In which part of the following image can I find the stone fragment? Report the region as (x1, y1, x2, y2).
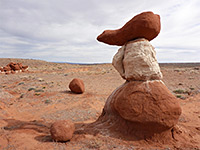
(97, 11, 160, 46)
(8, 62, 20, 71)
(69, 78, 85, 94)
(3, 66, 11, 72)
(50, 120, 75, 142)
(22, 65, 29, 70)
(11, 70, 15, 74)
(17, 63, 23, 69)
(112, 38, 162, 81)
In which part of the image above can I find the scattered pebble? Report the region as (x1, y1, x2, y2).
(38, 78, 44, 82)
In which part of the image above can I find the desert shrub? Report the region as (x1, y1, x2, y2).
(173, 89, 185, 94)
(176, 95, 182, 98)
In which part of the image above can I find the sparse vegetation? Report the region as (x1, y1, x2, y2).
(44, 99, 52, 104)
(189, 87, 195, 90)
(35, 93, 41, 96)
(34, 89, 44, 92)
(173, 89, 185, 94)
(176, 95, 182, 98)
(28, 87, 36, 91)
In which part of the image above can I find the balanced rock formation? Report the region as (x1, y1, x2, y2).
(69, 78, 85, 94)
(97, 11, 161, 46)
(84, 11, 182, 141)
(112, 38, 162, 81)
(50, 120, 75, 142)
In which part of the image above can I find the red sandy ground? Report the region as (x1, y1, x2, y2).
(0, 58, 200, 150)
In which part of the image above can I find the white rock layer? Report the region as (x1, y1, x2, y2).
(112, 38, 162, 81)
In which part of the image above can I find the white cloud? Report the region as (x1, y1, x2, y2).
(0, 0, 199, 63)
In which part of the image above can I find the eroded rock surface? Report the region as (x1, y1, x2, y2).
(50, 120, 75, 142)
(86, 80, 181, 140)
(114, 80, 181, 131)
(113, 38, 162, 81)
(0, 62, 28, 74)
(69, 78, 85, 94)
(97, 11, 160, 46)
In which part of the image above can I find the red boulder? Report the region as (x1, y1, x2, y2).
(97, 11, 161, 46)
(69, 78, 85, 94)
(50, 120, 75, 142)
(85, 80, 181, 139)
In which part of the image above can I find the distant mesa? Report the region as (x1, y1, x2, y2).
(0, 62, 29, 74)
(97, 11, 161, 46)
(69, 78, 85, 94)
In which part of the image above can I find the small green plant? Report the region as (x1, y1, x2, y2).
(173, 89, 185, 94)
(34, 89, 44, 92)
(28, 87, 35, 91)
(44, 99, 52, 104)
(35, 93, 40, 96)
(189, 87, 195, 90)
(176, 95, 182, 98)
(18, 82, 24, 85)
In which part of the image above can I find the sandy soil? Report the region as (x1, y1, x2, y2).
(0, 58, 200, 150)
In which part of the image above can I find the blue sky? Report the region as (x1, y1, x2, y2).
(0, 0, 200, 63)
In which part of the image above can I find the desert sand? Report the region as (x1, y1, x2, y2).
(0, 58, 200, 150)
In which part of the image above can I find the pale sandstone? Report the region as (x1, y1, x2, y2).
(112, 45, 125, 78)
(113, 38, 162, 81)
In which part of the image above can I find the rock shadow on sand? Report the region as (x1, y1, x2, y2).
(3, 119, 53, 142)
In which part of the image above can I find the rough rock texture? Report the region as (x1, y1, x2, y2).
(0, 62, 28, 74)
(97, 11, 160, 46)
(112, 38, 162, 81)
(9, 62, 21, 71)
(22, 65, 29, 70)
(3, 66, 11, 72)
(69, 78, 85, 94)
(112, 45, 126, 79)
(50, 120, 75, 142)
(86, 80, 181, 138)
(114, 80, 181, 130)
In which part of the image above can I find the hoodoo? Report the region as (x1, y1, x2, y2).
(85, 11, 181, 142)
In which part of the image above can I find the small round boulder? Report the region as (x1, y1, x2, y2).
(69, 78, 85, 94)
(50, 120, 75, 142)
